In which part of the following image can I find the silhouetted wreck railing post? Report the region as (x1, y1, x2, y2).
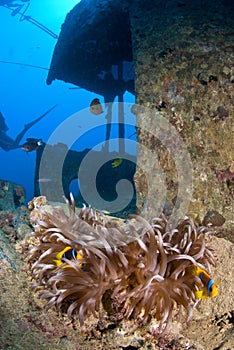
(103, 102, 112, 152)
(118, 62, 125, 154)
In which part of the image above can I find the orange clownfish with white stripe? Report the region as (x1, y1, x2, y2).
(54, 246, 83, 268)
(193, 266, 219, 299)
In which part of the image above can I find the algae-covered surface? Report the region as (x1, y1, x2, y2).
(131, 0, 234, 238)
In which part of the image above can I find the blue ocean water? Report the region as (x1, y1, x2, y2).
(0, 0, 135, 205)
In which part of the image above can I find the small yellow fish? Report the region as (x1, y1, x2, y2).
(102, 210, 110, 215)
(193, 266, 218, 299)
(112, 158, 123, 168)
(54, 246, 83, 268)
(90, 98, 103, 115)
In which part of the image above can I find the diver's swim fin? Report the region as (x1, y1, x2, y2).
(14, 105, 57, 146)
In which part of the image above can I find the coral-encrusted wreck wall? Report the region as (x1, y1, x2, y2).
(131, 0, 233, 234)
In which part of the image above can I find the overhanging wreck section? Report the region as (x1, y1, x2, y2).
(46, 0, 134, 102)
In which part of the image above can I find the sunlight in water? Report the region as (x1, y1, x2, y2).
(29, 0, 81, 29)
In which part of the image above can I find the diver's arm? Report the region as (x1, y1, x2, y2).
(0, 105, 56, 151)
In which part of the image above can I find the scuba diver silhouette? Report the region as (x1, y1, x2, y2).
(0, 1, 29, 5)
(0, 0, 29, 11)
(0, 0, 58, 38)
(0, 105, 56, 151)
(0, 0, 30, 24)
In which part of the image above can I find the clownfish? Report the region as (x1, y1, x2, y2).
(54, 246, 83, 268)
(193, 266, 219, 299)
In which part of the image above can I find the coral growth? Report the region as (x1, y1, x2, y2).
(0, 211, 14, 228)
(28, 196, 216, 333)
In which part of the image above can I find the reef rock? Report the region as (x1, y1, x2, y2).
(0, 180, 25, 210)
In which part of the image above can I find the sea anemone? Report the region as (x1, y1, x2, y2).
(28, 195, 216, 332)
